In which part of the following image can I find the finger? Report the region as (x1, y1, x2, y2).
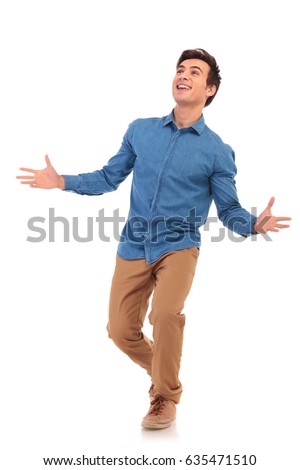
(266, 196, 275, 210)
(275, 224, 290, 229)
(19, 167, 37, 173)
(275, 217, 292, 221)
(16, 175, 36, 179)
(21, 180, 35, 184)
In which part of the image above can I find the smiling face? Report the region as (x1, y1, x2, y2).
(172, 58, 216, 108)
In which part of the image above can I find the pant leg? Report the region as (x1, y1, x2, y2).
(149, 247, 199, 403)
(107, 255, 155, 375)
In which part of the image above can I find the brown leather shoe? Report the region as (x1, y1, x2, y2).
(141, 395, 176, 429)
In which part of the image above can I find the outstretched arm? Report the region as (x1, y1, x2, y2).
(16, 155, 65, 189)
(254, 197, 291, 234)
(17, 121, 137, 196)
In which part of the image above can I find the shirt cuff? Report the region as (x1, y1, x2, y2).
(62, 175, 81, 192)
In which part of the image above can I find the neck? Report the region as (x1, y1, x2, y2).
(173, 104, 203, 129)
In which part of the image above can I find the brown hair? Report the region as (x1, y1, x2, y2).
(176, 48, 221, 107)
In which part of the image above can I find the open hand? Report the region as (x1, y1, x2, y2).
(254, 197, 291, 233)
(16, 155, 64, 189)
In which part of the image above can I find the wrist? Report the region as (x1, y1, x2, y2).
(57, 175, 65, 190)
(253, 220, 260, 234)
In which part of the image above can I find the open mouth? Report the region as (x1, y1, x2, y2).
(177, 84, 191, 90)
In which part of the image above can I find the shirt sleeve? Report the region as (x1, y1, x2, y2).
(63, 121, 137, 195)
(210, 146, 257, 237)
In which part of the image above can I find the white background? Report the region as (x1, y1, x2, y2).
(1, 1, 299, 469)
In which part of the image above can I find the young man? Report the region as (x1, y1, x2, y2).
(17, 48, 291, 430)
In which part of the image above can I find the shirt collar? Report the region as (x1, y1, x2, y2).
(163, 110, 205, 135)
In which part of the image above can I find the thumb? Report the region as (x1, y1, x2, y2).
(45, 154, 52, 168)
(266, 196, 275, 210)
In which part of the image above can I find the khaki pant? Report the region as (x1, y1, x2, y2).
(107, 247, 199, 403)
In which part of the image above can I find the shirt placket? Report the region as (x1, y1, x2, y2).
(144, 128, 183, 263)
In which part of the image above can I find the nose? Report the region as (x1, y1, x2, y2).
(178, 71, 188, 81)
(179, 73, 187, 80)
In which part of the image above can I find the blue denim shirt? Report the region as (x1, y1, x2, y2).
(64, 111, 257, 263)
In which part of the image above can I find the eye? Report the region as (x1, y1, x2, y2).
(176, 69, 183, 74)
(192, 70, 200, 75)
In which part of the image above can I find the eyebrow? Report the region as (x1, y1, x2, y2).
(177, 65, 203, 73)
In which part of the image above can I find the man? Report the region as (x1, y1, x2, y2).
(17, 48, 291, 430)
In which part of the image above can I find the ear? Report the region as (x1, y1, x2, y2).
(205, 84, 217, 98)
